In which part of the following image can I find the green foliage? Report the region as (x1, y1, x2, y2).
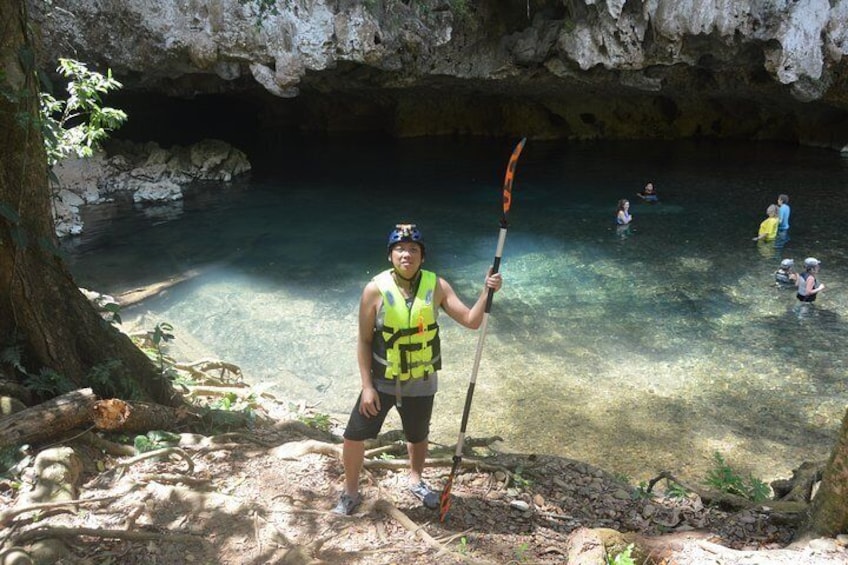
(705, 452, 770, 502)
(298, 412, 331, 432)
(511, 465, 533, 489)
(513, 541, 531, 563)
(632, 480, 653, 500)
(87, 359, 144, 400)
(101, 302, 122, 325)
(211, 391, 242, 411)
(39, 58, 127, 168)
(1, 343, 75, 397)
(666, 480, 690, 499)
(134, 430, 181, 453)
(606, 543, 636, 565)
(457, 536, 469, 554)
(1, 343, 28, 376)
(150, 322, 175, 374)
(24, 367, 74, 397)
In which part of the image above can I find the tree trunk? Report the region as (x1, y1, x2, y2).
(0, 0, 180, 408)
(798, 407, 848, 539)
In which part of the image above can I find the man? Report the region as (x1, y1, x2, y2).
(334, 223, 503, 515)
(777, 194, 791, 232)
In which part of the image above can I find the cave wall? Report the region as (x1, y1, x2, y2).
(28, 0, 848, 150)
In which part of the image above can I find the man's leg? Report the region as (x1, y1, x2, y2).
(407, 438, 428, 486)
(343, 438, 366, 495)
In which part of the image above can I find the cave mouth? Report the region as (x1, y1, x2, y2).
(105, 81, 848, 178)
(107, 88, 426, 176)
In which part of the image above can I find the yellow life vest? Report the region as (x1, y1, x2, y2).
(372, 269, 441, 381)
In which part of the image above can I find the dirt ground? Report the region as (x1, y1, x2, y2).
(3, 404, 848, 565)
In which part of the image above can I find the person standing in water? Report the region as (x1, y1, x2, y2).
(636, 182, 659, 203)
(615, 199, 632, 225)
(777, 194, 791, 232)
(753, 204, 779, 242)
(797, 257, 825, 302)
(774, 258, 798, 289)
(334, 223, 503, 515)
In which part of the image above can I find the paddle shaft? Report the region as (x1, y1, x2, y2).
(453, 225, 506, 457)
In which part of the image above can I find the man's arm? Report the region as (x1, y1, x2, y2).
(437, 270, 502, 329)
(357, 282, 381, 416)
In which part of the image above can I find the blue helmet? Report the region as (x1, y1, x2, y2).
(387, 223, 425, 252)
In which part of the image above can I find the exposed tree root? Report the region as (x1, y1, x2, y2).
(271, 439, 343, 460)
(12, 526, 204, 545)
(0, 495, 121, 528)
(173, 359, 243, 384)
(646, 470, 808, 515)
(112, 447, 194, 478)
(363, 456, 508, 475)
(373, 499, 442, 552)
(134, 473, 211, 486)
(374, 499, 497, 565)
(78, 430, 136, 456)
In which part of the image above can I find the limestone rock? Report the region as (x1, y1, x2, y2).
(51, 139, 251, 237)
(31, 0, 848, 103)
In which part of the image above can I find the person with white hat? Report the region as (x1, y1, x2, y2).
(774, 258, 798, 289)
(797, 257, 825, 302)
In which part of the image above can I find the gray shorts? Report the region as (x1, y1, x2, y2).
(342, 390, 434, 444)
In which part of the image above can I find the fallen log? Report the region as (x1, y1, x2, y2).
(91, 398, 194, 433)
(0, 388, 98, 447)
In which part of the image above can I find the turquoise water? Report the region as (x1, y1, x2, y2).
(64, 138, 848, 485)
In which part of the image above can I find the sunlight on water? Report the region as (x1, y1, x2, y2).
(65, 139, 848, 485)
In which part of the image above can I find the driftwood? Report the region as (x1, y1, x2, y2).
(91, 398, 194, 433)
(0, 388, 98, 447)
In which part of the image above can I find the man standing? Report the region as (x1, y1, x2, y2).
(778, 194, 791, 232)
(334, 223, 503, 515)
(776, 194, 791, 248)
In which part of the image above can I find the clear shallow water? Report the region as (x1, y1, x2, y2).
(64, 138, 848, 485)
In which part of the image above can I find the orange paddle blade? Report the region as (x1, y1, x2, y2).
(502, 137, 526, 218)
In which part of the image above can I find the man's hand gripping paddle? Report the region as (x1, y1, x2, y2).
(439, 137, 526, 522)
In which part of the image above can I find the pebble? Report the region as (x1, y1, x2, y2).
(809, 538, 838, 552)
(612, 489, 630, 500)
(510, 500, 530, 511)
